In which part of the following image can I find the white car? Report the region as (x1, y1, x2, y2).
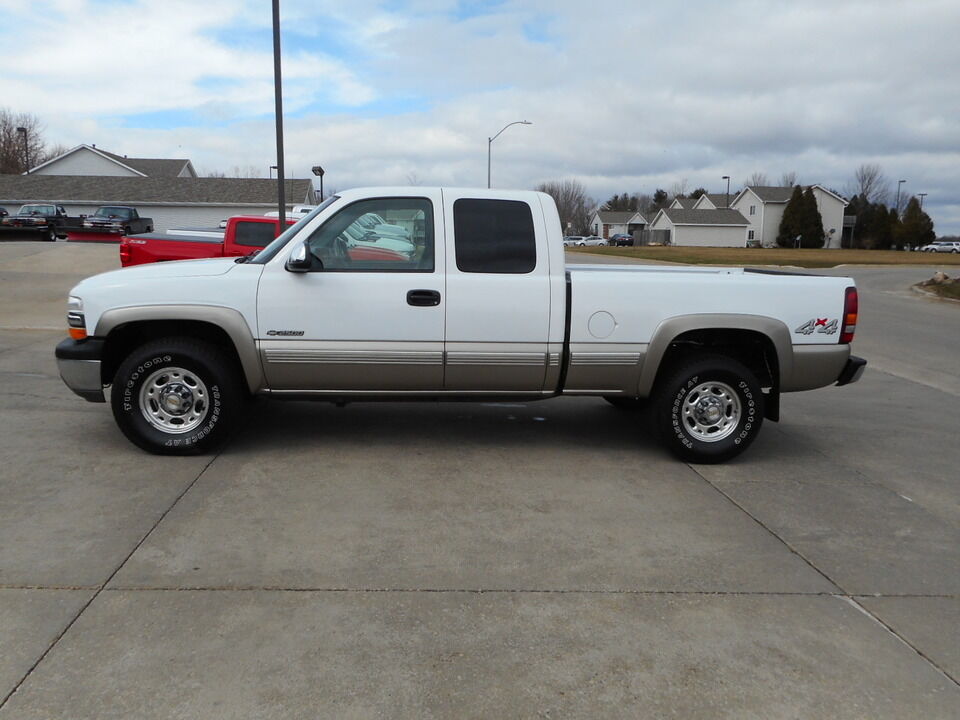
(920, 241, 960, 253)
(563, 236, 586, 247)
(55, 187, 866, 464)
(582, 236, 609, 247)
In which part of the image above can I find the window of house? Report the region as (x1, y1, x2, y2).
(748, 230, 755, 240)
(454, 198, 536, 274)
(749, 205, 756, 216)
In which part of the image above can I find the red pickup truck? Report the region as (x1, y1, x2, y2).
(120, 214, 409, 267)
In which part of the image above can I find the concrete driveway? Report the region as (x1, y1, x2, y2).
(0, 242, 957, 718)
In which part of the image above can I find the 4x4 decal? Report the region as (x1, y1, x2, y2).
(795, 318, 838, 335)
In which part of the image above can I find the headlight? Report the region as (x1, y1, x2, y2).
(67, 296, 86, 339)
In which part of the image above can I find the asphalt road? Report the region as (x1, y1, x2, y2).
(0, 242, 957, 718)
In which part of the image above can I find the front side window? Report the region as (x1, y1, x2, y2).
(306, 197, 433, 272)
(453, 198, 536, 274)
(234, 221, 278, 248)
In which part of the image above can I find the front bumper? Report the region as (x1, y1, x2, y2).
(835, 355, 867, 386)
(55, 337, 106, 402)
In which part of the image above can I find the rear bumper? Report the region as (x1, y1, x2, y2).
(835, 355, 867, 386)
(55, 337, 106, 402)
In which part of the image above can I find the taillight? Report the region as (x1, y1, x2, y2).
(119, 239, 131, 265)
(840, 286, 858, 343)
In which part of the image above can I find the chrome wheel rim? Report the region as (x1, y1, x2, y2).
(681, 380, 741, 443)
(139, 366, 209, 434)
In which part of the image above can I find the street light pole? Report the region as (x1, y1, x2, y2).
(269, 165, 277, 179)
(918, 192, 927, 210)
(271, 0, 286, 227)
(487, 120, 531, 188)
(722, 175, 730, 208)
(312, 166, 325, 203)
(895, 179, 906, 217)
(16, 127, 29, 174)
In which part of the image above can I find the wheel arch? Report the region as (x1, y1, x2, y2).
(96, 305, 264, 393)
(637, 314, 792, 398)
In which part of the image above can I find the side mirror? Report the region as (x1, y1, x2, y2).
(285, 239, 316, 273)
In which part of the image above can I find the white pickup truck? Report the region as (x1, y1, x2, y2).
(55, 187, 865, 463)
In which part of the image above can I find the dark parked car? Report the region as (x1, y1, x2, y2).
(0, 203, 72, 241)
(0, 207, 8, 218)
(611, 233, 634, 246)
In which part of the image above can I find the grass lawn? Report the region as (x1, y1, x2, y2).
(568, 246, 960, 269)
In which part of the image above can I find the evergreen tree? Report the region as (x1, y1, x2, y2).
(689, 187, 707, 199)
(776, 185, 804, 247)
(895, 197, 935, 249)
(800, 187, 825, 248)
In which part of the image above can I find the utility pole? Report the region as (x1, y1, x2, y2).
(895, 179, 906, 217)
(918, 192, 927, 210)
(271, 0, 286, 227)
(722, 175, 730, 208)
(16, 127, 29, 174)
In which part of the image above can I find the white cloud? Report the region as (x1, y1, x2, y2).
(2, 0, 959, 232)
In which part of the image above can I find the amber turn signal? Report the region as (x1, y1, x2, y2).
(69, 327, 87, 340)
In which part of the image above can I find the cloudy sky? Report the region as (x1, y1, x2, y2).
(2, 0, 958, 232)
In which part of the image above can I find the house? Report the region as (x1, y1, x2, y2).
(28, 144, 198, 178)
(590, 209, 646, 239)
(692, 192, 735, 209)
(669, 197, 696, 209)
(649, 207, 749, 247)
(0, 174, 314, 232)
(730, 185, 848, 248)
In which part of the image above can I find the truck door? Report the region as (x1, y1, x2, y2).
(256, 192, 445, 391)
(442, 193, 552, 392)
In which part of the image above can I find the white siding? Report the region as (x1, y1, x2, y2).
(53, 203, 296, 233)
(32, 148, 139, 176)
(813, 189, 846, 249)
(693, 195, 715, 209)
(672, 224, 747, 247)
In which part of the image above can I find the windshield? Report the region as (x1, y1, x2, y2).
(251, 196, 340, 264)
(19, 205, 54, 216)
(95, 207, 132, 219)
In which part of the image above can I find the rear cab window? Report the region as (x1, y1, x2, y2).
(453, 198, 536, 273)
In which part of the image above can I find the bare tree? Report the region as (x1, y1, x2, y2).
(0, 108, 56, 173)
(535, 179, 593, 235)
(668, 179, 689, 199)
(848, 163, 890, 205)
(203, 169, 227, 178)
(743, 172, 769, 187)
(406, 172, 421, 186)
(779, 171, 798, 187)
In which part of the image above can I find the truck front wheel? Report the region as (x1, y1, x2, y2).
(653, 354, 764, 464)
(44, 226, 57, 241)
(111, 337, 243, 455)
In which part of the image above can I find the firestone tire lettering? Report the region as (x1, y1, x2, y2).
(111, 339, 241, 456)
(654, 354, 764, 464)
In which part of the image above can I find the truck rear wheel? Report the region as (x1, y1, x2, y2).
(653, 354, 764, 464)
(111, 337, 243, 455)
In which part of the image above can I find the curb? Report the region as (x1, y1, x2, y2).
(911, 283, 960, 304)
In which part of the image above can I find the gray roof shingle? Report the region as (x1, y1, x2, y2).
(660, 208, 749, 225)
(596, 209, 640, 223)
(99, 149, 192, 177)
(703, 193, 734, 207)
(0, 175, 314, 206)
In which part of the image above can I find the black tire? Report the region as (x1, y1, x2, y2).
(653, 354, 764, 464)
(44, 226, 57, 242)
(111, 337, 244, 455)
(604, 395, 647, 411)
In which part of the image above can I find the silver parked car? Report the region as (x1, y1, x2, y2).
(921, 240, 960, 253)
(582, 236, 609, 247)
